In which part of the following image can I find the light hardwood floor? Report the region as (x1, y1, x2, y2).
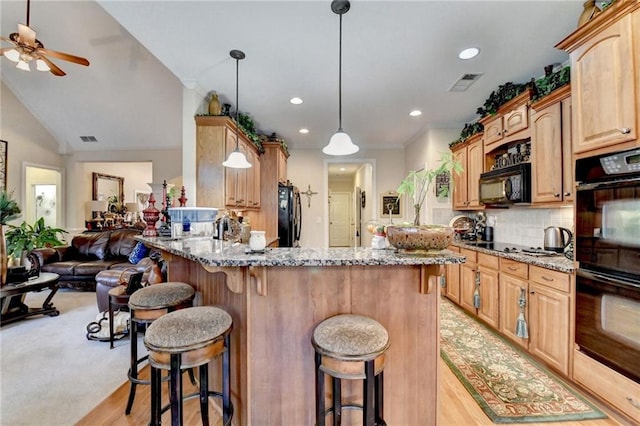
(78, 357, 624, 426)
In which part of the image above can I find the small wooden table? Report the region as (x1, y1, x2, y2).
(107, 285, 131, 349)
(0, 272, 61, 325)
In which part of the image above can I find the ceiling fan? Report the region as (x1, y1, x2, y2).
(0, 0, 89, 76)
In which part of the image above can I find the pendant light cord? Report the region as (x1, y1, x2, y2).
(338, 13, 343, 131)
(235, 56, 240, 151)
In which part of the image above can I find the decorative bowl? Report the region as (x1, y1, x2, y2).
(385, 225, 454, 251)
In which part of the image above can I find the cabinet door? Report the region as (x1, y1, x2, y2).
(452, 147, 468, 210)
(277, 149, 288, 184)
(571, 13, 637, 154)
(483, 115, 504, 150)
(531, 102, 563, 203)
(252, 151, 261, 208)
(445, 247, 461, 304)
(499, 273, 529, 349)
(561, 97, 574, 202)
(503, 103, 529, 139)
(460, 262, 477, 314)
(225, 131, 239, 206)
(529, 282, 570, 375)
(477, 265, 499, 329)
(245, 149, 256, 208)
(467, 139, 483, 208)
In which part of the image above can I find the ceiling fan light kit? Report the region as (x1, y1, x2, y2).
(1, 0, 90, 76)
(223, 49, 252, 169)
(323, 0, 359, 156)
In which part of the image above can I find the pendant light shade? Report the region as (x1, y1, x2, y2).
(323, 0, 359, 156)
(223, 49, 252, 169)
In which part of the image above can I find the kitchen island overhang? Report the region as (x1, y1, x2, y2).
(137, 236, 465, 426)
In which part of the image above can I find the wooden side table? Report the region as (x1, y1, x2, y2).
(108, 286, 131, 349)
(0, 272, 61, 326)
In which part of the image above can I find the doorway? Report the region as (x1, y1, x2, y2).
(324, 159, 375, 248)
(23, 164, 64, 228)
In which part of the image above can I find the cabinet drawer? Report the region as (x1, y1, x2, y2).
(574, 349, 640, 423)
(500, 258, 528, 279)
(460, 248, 477, 264)
(530, 266, 570, 293)
(478, 253, 499, 270)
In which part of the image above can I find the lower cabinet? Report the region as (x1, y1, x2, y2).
(444, 246, 461, 304)
(446, 248, 573, 377)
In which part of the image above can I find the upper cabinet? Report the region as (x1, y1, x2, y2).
(195, 116, 261, 210)
(556, 1, 640, 158)
(530, 85, 573, 204)
(481, 91, 531, 154)
(452, 134, 483, 210)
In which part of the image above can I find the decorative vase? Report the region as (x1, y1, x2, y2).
(249, 230, 266, 251)
(577, 0, 599, 27)
(0, 225, 7, 287)
(208, 94, 222, 115)
(386, 225, 454, 252)
(142, 193, 161, 237)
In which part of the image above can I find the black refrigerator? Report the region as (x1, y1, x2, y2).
(278, 183, 301, 247)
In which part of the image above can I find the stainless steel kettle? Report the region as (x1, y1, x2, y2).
(543, 226, 573, 253)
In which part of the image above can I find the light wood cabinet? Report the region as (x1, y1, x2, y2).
(481, 91, 531, 154)
(556, 2, 640, 158)
(477, 253, 499, 329)
(459, 248, 478, 314)
(530, 85, 572, 204)
(452, 134, 483, 210)
(499, 258, 529, 349)
(561, 96, 574, 202)
(196, 116, 261, 210)
(444, 246, 461, 304)
(528, 266, 571, 375)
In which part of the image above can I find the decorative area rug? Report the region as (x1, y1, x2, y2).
(440, 298, 607, 423)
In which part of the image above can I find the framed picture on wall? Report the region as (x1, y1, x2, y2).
(380, 192, 401, 218)
(0, 140, 7, 191)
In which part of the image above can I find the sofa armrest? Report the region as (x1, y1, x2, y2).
(31, 247, 62, 265)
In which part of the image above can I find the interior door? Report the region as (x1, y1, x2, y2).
(329, 192, 352, 247)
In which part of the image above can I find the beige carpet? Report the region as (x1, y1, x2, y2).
(0, 288, 143, 426)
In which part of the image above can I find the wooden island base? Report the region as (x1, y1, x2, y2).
(164, 253, 442, 426)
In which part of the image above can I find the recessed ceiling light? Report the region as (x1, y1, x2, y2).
(409, 110, 422, 117)
(458, 47, 480, 60)
(299, 128, 309, 134)
(290, 97, 303, 105)
(340, 167, 346, 171)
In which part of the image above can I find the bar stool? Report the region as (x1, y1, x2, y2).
(144, 306, 234, 426)
(312, 314, 390, 426)
(126, 282, 196, 415)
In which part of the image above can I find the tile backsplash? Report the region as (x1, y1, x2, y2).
(446, 207, 574, 248)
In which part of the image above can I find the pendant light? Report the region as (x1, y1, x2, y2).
(323, 0, 359, 156)
(223, 49, 252, 169)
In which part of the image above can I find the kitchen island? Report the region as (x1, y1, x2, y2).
(138, 236, 465, 425)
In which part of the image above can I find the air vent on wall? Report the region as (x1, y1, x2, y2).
(80, 136, 98, 142)
(449, 73, 483, 92)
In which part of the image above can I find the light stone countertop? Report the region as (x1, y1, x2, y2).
(137, 236, 466, 268)
(452, 241, 576, 273)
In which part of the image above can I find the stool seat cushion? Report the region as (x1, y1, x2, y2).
(312, 314, 389, 361)
(145, 306, 233, 353)
(129, 282, 195, 310)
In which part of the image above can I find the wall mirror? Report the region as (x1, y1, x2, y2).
(93, 172, 124, 203)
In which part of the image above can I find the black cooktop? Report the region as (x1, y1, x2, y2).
(462, 241, 561, 256)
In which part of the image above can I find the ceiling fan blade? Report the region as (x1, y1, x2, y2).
(39, 48, 89, 66)
(0, 47, 16, 55)
(17, 23, 36, 47)
(38, 55, 66, 77)
(1, 36, 16, 44)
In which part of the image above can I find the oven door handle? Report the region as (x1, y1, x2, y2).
(577, 269, 640, 290)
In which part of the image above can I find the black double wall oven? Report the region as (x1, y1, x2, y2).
(575, 147, 640, 384)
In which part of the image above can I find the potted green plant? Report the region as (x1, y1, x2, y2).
(386, 153, 463, 251)
(1, 190, 22, 284)
(6, 217, 67, 263)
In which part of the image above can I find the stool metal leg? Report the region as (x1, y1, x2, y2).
(170, 354, 183, 426)
(332, 377, 341, 426)
(223, 334, 232, 426)
(199, 364, 209, 426)
(125, 319, 139, 415)
(315, 352, 325, 426)
(363, 360, 375, 426)
(149, 365, 162, 426)
(376, 371, 385, 426)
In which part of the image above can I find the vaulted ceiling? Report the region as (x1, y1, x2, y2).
(1, 1, 583, 155)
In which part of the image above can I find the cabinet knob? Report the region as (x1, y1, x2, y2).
(626, 396, 640, 409)
(620, 127, 631, 134)
(503, 129, 508, 134)
(530, 291, 535, 295)
(497, 132, 502, 136)
(554, 193, 560, 198)
(564, 192, 571, 197)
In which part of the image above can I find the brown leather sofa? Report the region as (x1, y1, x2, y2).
(31, 229, 152, 293)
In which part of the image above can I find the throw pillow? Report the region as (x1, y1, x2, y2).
(128, 242, 149, 264)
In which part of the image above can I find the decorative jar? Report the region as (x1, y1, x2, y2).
(249, 231, 266, 252)
(385, 225, 454, 252)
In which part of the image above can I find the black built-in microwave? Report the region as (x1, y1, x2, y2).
(479, 163, 531, 206)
